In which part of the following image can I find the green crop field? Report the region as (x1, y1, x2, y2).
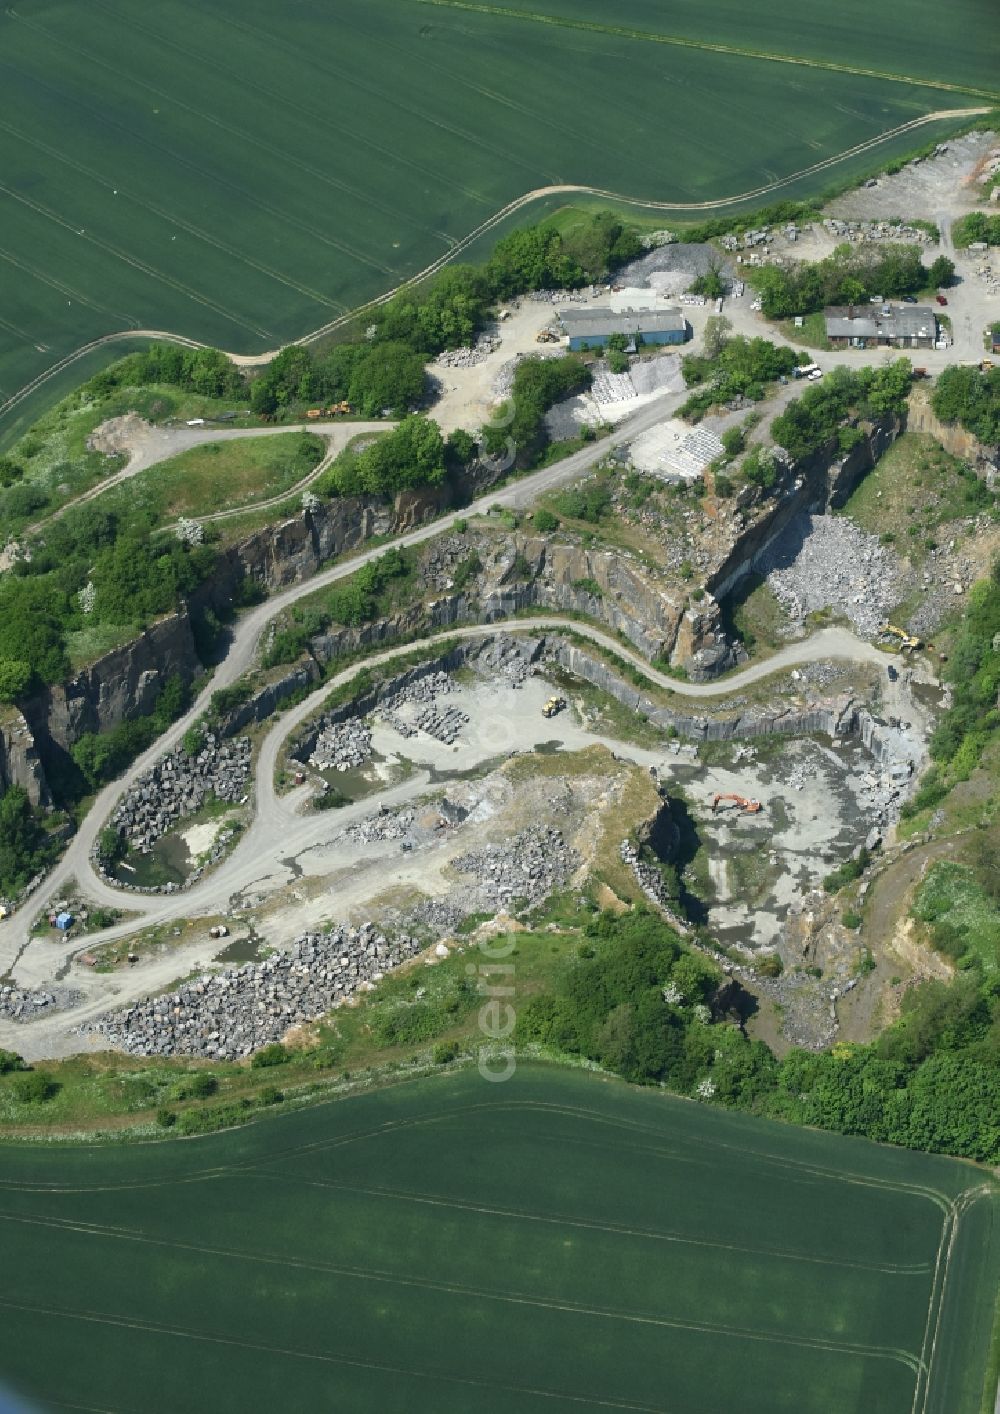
(1, 0, 997, 443)
(0, 1066, 996, 1413)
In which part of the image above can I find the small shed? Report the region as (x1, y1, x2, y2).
(55, 911, 74, 931)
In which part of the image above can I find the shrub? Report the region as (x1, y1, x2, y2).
(155, 1107, 177, 1128)
(251, 1043, 289, 1069)
(841, 910, 863, 931)
(12, 1071, 58, 1104)
(0, 1049, 27, 1075)
(823, 850, 870, 893)
(532, 508, 559, 532)
(433, 1040, 460, 1064)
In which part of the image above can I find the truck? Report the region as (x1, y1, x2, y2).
(542, 696, 567, 718)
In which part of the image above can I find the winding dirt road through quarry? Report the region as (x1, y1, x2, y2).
(1, 615, 896, 1058)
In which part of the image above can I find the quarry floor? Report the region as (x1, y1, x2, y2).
(5, 662, 942, 1061)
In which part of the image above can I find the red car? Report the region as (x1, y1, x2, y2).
(935, 294, 948, 306)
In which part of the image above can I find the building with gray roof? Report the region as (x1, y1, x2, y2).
(823, 304, 937, 349)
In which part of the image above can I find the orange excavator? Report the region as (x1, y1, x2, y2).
(711, 793, 762, 815)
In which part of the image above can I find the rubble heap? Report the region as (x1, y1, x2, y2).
(108, 736, 251, 854)
(760, 513, 907, 638)
(85, 925, 424, 1058)
(436, 332, 501, 368)
(1, 984, 84, 1023)
(381, 672, 468, 743)
(310, 720, 372, 773)
(345, 807, 415, 846)
(452, 826, 578, 907)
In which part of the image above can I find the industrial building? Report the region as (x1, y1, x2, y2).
(558, 305, 688, 352)
(823, 304, 937, 349)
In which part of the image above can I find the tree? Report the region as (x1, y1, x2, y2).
(702, 315, 732, 359)
(0, 658, 31, 703)
(0, 1049, 27, 1074)
(0, 456, 23, 487)
(928, 255, 955, 290)
(347, 342, 426, 417)
(691, 265, 725, 301)
(0, 787, 57, 897)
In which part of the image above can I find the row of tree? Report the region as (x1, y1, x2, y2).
(770, 361, 914, 461)
(751, 244, 952, 320)
(88, 213, 644, 425)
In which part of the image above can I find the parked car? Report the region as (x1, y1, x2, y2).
(935, 294, 948, 306)
(902, 295, 917, 304)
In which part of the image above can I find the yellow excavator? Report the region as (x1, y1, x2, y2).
(542, 696, 567, 718)
(881, 623, 923, 653)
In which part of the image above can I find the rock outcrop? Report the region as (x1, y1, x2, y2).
(0, 709, 51, 808)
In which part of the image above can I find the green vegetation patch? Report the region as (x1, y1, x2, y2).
(113, 431, 324, 525)
(840, 433, 996, 563)
(913, 860, 1000, 973)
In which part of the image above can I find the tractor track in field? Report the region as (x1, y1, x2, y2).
(414, 2, 1000, 105)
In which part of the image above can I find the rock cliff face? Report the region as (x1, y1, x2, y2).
(709, 412, 903, 604)
(477, 534, 687, 662)
(21, 612, 202, 770)
(16, 485, 462, 795)
(906, 389, 998, 469)
(0, 711, 51, 808)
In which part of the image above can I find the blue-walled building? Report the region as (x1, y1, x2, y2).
(559, 305, 688, 352)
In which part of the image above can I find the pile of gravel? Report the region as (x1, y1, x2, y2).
(452, 826, 578, 908)
(108, 736, 251, 854)
(759, 513, 907, 637)
(345, 807, 415, 846)
(84, 925, 424, 1059)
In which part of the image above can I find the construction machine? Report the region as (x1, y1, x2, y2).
(710, 793, 762, 814)
(882, 623, 923, 653)
(542, 695, 567, 718)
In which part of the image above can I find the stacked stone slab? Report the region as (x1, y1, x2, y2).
(84, 925, 423, 1059)
(452, 827, 578, 908)
(108, 736, 251, 854)
(310, 720, 372, 772)
(409, 703, 469, 745)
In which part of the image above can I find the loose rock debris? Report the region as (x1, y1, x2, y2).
(1, 984, 84, 1023)
(760, 512, 907, 638)
(452, 826, 578, 908)
(85, 926, 424, 1058)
